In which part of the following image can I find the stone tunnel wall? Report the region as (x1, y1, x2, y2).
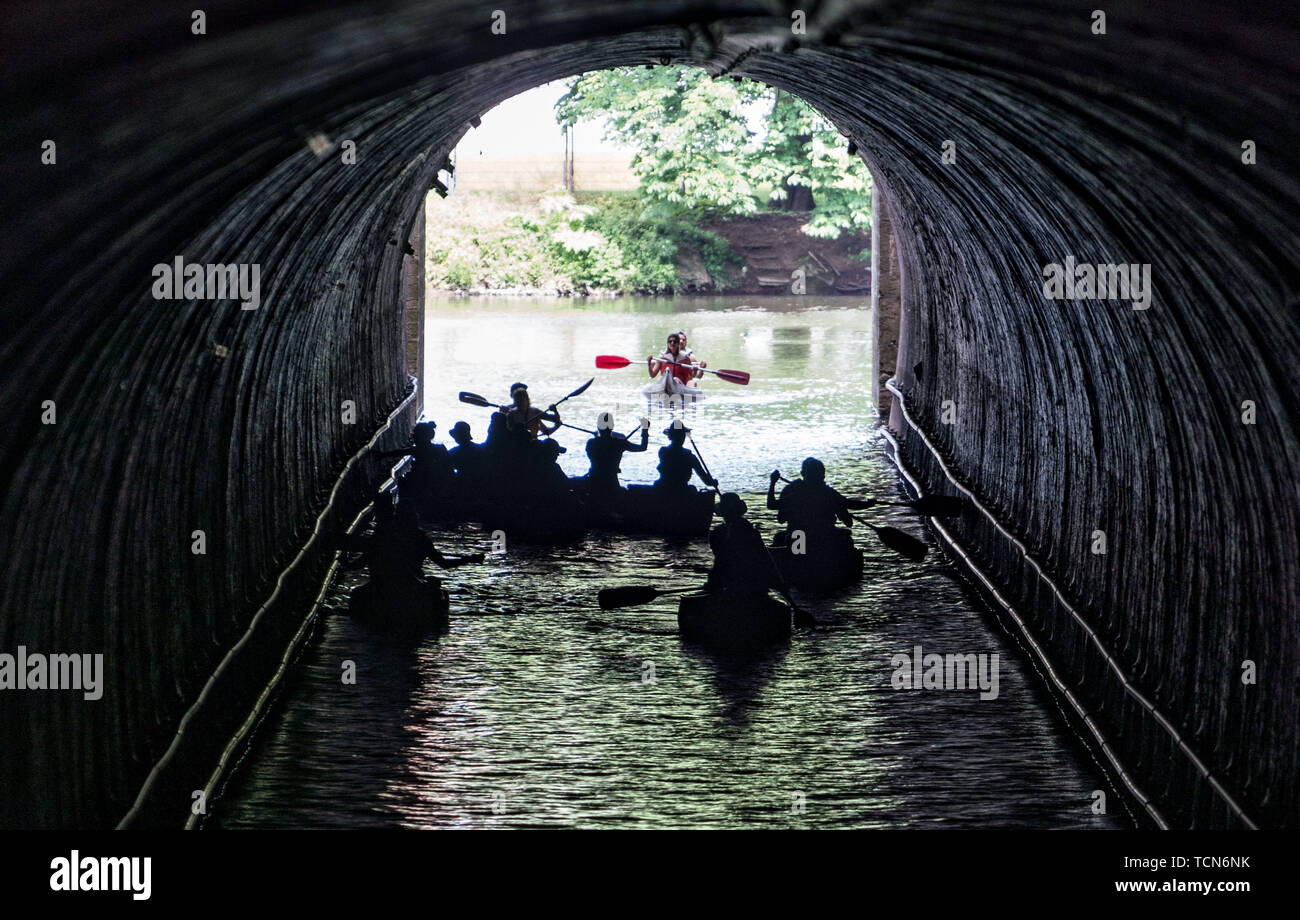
(0, 1, 1296, 827)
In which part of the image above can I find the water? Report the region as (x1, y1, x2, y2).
(211, 295, 1125, 829)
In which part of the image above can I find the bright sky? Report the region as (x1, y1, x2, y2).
(455, 80, 622, 156)
(456, 74, 776, 159)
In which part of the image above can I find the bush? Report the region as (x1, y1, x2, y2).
(426, 190, 741, 295)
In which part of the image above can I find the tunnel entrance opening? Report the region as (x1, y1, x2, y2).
(415, 66, 889, 421)
(4, 1, 1293, 832)
(409, 67, 887, 519)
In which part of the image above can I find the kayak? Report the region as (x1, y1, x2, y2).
(432, 482, 715, 542)
(585, 484, 715, 538)
(349, 577, 450, 633)
(769, 529, 864, 592)
(477, 497, 587, 544)
(642, 374, 706, 402)
(678, 591, 792, 651)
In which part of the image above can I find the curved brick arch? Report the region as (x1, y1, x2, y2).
(0, 1, 1295, 827)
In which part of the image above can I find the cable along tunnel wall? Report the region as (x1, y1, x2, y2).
(0, 1, 1296, 827)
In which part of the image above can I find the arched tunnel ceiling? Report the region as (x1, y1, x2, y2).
(0, 1, 1297, 827)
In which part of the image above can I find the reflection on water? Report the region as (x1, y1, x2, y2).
(212, 295, 1125, 829)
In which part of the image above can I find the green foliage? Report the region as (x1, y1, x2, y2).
(425, 191, 739, 294)
(556, 67, 872, 238)
(752, 91, 873, 238)
(556, 68, 766, 218)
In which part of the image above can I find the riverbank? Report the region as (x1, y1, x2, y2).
(425, 190, 871, 297)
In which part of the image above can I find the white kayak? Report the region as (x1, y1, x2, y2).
(642, 374, 707, 402)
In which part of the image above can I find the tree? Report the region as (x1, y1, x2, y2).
(555, 67, 871, 238)
(556, 67, 765, 218)
(751, 91, 873, 238)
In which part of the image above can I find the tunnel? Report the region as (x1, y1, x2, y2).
(1, 1, 1296, 829)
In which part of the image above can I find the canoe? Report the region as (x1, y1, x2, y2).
(584, 484, 715, 538)
(642, 374, 706, 402)
(677, 591, 791, 651)
(437, 482, 714, 541)
(418, 482, 588, 543)
(769, 529, 864, 592)
(349, 577, 450, 633)
(477, 497, 588, 544)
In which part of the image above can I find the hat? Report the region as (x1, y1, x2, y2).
(717, 493, 747, 517)
(597, 411, 614, 431)
(449, 421, 472, 438)
(662, 419, 691, 435)
(509, 382, 528, 394)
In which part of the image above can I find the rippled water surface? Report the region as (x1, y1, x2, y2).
(213, 295, 1124, 829)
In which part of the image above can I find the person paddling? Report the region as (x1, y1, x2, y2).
(447, 421, 486, 490)
(675, 330, 707, 380)
(584, 411, 649, 498)
(383, 421, 453, 516)
(767, 457, 854, 548)
(653, 419, 716, 492)
(336, 494, 482, 629)
(381, 420, 448, 467)
(647, 333, 701, 389)
(343, 493, 481, 587)
(705, 493, 780, 597)
(534, 437, 571, 496)
(505, 382, 562, 440)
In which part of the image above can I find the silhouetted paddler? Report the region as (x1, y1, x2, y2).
(533, 437, 571, 496)
(383, 421, 454, 516)
(768, 457, 853, 544)
(653, 420, 716, 492)
(447, 420, 486, 489)
(505, 382, 561, 440)
(342, 494, 480, 588)
(705, 493, 779, 597)
(584, 412, 648, 496)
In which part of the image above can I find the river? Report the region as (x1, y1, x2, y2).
(211, 294, 1126, 829)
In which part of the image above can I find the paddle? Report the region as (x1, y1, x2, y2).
(596, 354, 751, 386)
(437, 552, 486, 568)
(560, 422, 648, 439)
(776, 475, 962, 517)
(845, 495, 964, 517)
(552, 377, 594, 408)
(458, 390, 596, 437)
(458, 391, 501, 410)
(864, 525, 927, 562)
(691, 436, 816, 628)
(599, 585, 698, 610)
(459, 379, 592, 413)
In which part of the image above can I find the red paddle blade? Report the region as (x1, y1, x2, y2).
(715, 368, 750, 385)
(595, 355, 632, 369)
